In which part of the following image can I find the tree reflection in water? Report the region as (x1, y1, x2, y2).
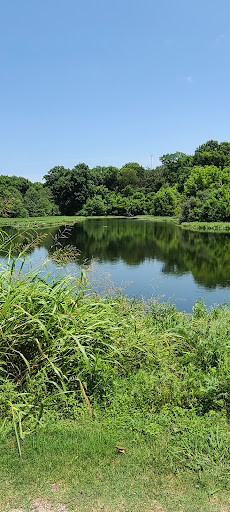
(1, 218, 230, 290)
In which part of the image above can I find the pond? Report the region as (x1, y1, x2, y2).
(1, 217, 230, 312)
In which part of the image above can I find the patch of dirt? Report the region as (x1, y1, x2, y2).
(8, 509, 25, 512)
(50, 483, 61, 493)
(31, 499, 67, 512)
(9, 499, 68, 512)
(147, 500, 166, 512)
(210, 495, 230, 512)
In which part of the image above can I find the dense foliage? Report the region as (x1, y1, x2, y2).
(0, 234, 230, 505)
(1, 139, 230, 221)
(0, 176, 59, 218)
(1, 253, 230, 490)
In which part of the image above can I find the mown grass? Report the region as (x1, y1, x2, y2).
(1, 413, 230, 512)
(0, 239, 230, 510)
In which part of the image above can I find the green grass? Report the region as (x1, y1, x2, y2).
(180, 221, 230, 232)
(0, 233, 230, 510)
(137, 216, 230, 232)
(136, 215, 179, 223)
(2, 215, 230, 234)
(1, 413, 230, 512)
(0, 214, 145, 228)
(0, 215, 86, 228)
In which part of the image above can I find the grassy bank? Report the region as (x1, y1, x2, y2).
(0, 253, 230, 511)
(0, 215, 86, 228)
(0, 214, 177, 228)
(137, 216, 230, 232)
(180, 221, 230, 232)
(2, 215, 230, 234)
(135, 215, 179, 223)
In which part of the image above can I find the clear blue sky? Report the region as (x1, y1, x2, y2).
(1, 0, 230, 182)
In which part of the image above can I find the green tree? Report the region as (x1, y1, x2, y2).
(44, 164, 95, 215)
(128, 191, 147, 215)
(118, 167, 138, 191)
(24, 184, 59, 217)
(159, 152, 193, 189)
(90, 166, 104, 187)
(120, 162, 146, 187)
(80, 195, 107, 216)
(0, 184, 28, 217)
(200, 188, 230, 221)
(180, 196, 203, 222)
(152, 187, 181, 216)
(103, 166, 119, 190)
(43, 166, 66, 190)
(145, 166, 165, 193)
(0, 195, 28, 218)
(184, 166, 230, 197)
(181, 188, 230, 222)
(193, 140, 226, 168)
(0, 175, 30, 195)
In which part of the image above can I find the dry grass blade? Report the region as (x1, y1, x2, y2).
(76, 377, 93, 417)
(36, 338, 47, 359)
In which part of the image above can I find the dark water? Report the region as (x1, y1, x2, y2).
(1, 218, 230, 312)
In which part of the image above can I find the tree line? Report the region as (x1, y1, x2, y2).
(1, 139, 230, 221)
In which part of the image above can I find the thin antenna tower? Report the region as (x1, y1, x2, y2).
(150, 153, 153, 170)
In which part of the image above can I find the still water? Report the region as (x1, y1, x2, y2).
(1, 218, 230, 312)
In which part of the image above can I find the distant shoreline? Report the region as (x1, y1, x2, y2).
(1, 214, 230, 233)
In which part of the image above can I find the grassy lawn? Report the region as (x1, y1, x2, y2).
(1, 415, 230, 512)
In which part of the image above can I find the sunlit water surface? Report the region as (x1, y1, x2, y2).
(1, 218, 230, 312)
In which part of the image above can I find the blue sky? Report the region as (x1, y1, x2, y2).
(1, 0, 230, 182)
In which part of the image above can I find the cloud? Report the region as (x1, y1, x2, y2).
(185, 76, 193, 83)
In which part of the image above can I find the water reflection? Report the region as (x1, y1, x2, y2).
(1, 218, 230, 292)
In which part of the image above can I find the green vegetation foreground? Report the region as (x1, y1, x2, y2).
(0, 254, 230, 511)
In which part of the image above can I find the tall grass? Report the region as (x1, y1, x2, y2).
(0, 227, 229, 488)
(0, 258, 230, 451)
